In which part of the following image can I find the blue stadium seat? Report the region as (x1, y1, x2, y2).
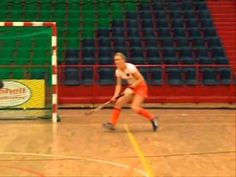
(112, 20, 125, 28)
(146, 48, 161, 64)
(158, 28, 172, 39)
(173, 28, 187, 39)
(65, 48, 80, 58)
(188, 28, 202, 39)
(99, 68, 115, 85)
(202, 68, 219, 85)
(139, 11, 153, 19)
(81, 67, 93, 85)
(139, 67, 149, 81)
(145, 38, 158, 48)
(198, 10, 211, 19)
(196, 49, 212, 64)
(201, 19, 214, 28)
(186, 19, 200, 28)
(141, 19, 154, 29)
(154, 11, 167, 20)
(98, 38, 112, 48)
(126, 12, 138, 20)
(167, 67, 183, 85)
(130, 48, 145, 64)
(82, 48, 96, 65)
(155, 19, 169, 28)
(142, 28, 156, 38)
(63, 67, 80, 86)
(203, 28, 217, 38)
(82, 39, 95, 49)
(29, 68, 49, 80)
(111, 28, 125, 38)
(129, 38, 143, 48)
(127, 28, 140, 38)
(184, 67, 197, 85)
(161, 38, 175, 48)
(167, 3, 180, 10)
(218, 68, 232, 85)
(192, 38, 206, 49)
(169, 11, 183, 19)
(211, 48, 229, 64)
(98, 49, 113, 65)
(149, 68, 163, 85)
(65, 57, 80, 65)
(65, 49, 80, 65)
(179, 49, 195, 64)
(176, 38, 190, 49)
(162, 48, 178, 64)
(153, 3, 164, 11)
(194, 2, 208, 10)
(183, 11, 196, 19)
(97, 28, 110, 38)
(180, 2, 193, 10)
(113, 38, 127, 47)
(127, 19, 139, 28)
(207, 38, 222, 48)
(171, 19, 185, 28)
(139, 4, 151, 11)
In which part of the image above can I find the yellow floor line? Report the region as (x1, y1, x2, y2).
(123, 124, 155, 177)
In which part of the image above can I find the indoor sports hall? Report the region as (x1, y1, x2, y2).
(0, 0, 235, 177)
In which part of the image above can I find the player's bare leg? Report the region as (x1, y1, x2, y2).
(103, 92, 133, 131)
(131, 94, 159, 132)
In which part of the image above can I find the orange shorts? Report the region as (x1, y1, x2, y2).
(132, 82, 148, 98)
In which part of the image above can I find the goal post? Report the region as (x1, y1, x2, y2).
(0, 22, 58, 123)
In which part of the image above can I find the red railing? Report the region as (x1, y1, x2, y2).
(58, 64, 236, 104)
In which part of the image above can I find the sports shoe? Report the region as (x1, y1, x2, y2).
(103, 122, 115, 131)
(151, 117, 159, 132)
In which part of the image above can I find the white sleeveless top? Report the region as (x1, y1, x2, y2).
(115, 63, 138, 85)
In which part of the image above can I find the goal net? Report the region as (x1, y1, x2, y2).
(0, 22, 58, 122)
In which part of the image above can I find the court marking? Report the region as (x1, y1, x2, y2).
(113, 150, 235, 159)
(0, 165, 46, 177)
(121, 161, 140, 177)
(0, 151, 148, 177)
(123, 124, 155, 177)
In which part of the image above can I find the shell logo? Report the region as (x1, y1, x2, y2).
(0, 81, 31, 108)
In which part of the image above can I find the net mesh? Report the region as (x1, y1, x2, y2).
(0, 27, 52, 120)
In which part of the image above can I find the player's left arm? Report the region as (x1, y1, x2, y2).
(130, 71, 145, 89)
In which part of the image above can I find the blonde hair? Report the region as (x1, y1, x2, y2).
(114, 52, 127, 61)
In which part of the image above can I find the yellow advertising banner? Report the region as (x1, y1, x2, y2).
(0, 80, 45, 108)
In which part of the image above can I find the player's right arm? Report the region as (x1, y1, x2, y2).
(111, 76, 122, 102)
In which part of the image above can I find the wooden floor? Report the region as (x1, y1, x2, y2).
(0, 108, 235, 177)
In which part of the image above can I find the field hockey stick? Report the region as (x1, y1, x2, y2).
(84, 93, 124, 116)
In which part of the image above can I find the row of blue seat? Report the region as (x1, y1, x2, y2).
(62, 67, 233, 86)
(149, 1, 208, 9)
(116, 28, 215, 38)
(110, 19, 214, 29)
(125, 10, 211, 20)
(81, 37, 221, 48)
(64, 47, 228, 65)
(96, 28, 218, 39)
(3, 1, 208, 12)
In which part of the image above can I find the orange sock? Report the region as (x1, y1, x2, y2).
(137, 108, 154, 120)
(111, 108, 121, 125)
